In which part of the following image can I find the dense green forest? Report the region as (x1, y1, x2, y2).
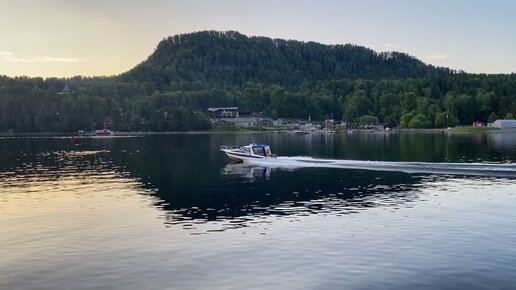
(1, 30, 515, 132)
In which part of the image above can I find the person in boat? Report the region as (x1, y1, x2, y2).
(253, 146, 264, 156)
(252, 145, 272, 157)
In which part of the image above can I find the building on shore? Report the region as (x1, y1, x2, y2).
(212, 119, 235, 127)
(206, 107, 239, 118)
(325, 119, 335, 129)
(472, 121, 485, 128)
(257, 119, 273, 127)
(492, 119, 516, 128)
(211, 117, 274, 128)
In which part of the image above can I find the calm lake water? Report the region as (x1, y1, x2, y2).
(1, 131, 516, 290)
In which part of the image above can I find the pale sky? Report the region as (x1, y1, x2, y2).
(1, 0, 515, 77)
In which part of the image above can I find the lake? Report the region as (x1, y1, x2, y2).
(1, 131, 516, 290)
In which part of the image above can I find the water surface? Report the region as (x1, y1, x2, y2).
(1, 131, 516, 289)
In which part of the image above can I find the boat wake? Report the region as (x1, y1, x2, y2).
(242, 156, 516, 178)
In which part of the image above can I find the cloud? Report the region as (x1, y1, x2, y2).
(0, 51, 87, 63)
(425, 54, 450, 60)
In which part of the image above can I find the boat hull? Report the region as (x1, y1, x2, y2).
(221, 149, 271, 163)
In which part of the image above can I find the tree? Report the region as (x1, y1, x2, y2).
(383, 115, 398, 128)
(408, 114, 431, 128)
(434, 111, 456, 128)
(399, 112, 415, 128)
(454, 94, 475, 124)
(401, 93, 417, 113)
(358, 115, 379, 125)
(443, 92, 457, 115)
(488, 112, 499, 123)
(342, 90, 372, 122)
(475, 91, 493, 121)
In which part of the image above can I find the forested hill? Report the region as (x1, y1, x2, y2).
(1, 31, 515, 133)
(121, 30, 452, 89)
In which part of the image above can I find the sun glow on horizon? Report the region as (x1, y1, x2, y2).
(1, 0, 515, 77)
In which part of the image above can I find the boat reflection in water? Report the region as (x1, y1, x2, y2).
(221, 162, 272, 181)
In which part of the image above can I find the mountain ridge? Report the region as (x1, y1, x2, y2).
(120, 30, 454, 90)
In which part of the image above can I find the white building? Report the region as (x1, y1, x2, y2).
(492, 119, 516, 128)
(211, 117, 273, 128)
(206, 107, 239, 118)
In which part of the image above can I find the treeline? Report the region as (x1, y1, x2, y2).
(0, 31, 515, 133)
(1, 73, 515, 132)
(0, 76, 212, 132)
(122, 30, 452, 90)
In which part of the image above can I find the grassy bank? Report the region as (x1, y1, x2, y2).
(450, 126, 500, 133)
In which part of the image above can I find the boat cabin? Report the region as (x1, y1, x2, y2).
(249, 144, 272, 157)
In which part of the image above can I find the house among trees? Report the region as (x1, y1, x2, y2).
(62, 83, 71, 93)
(104, 117, 113, 130)
(206, 107, 239, 118)
(280, 118, 299, 125)
(58, 83, 71, 94)
(472, 121, 485, 128)
(325, 119, 335, 129)
(256, 119, 273, 126)
(212, 119, 235, 127)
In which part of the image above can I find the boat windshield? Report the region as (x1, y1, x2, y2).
(252, 146, 266, 156)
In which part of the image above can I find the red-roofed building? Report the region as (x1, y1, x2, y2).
(472, 121, 484, 128)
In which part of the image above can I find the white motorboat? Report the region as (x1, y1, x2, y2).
(220, 143, 277, 162)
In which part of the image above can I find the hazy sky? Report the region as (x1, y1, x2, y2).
(1, 0, 515, 77)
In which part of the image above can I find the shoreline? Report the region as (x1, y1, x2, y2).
(0, 130, 280, 137)
(1, 127, 515, 137)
